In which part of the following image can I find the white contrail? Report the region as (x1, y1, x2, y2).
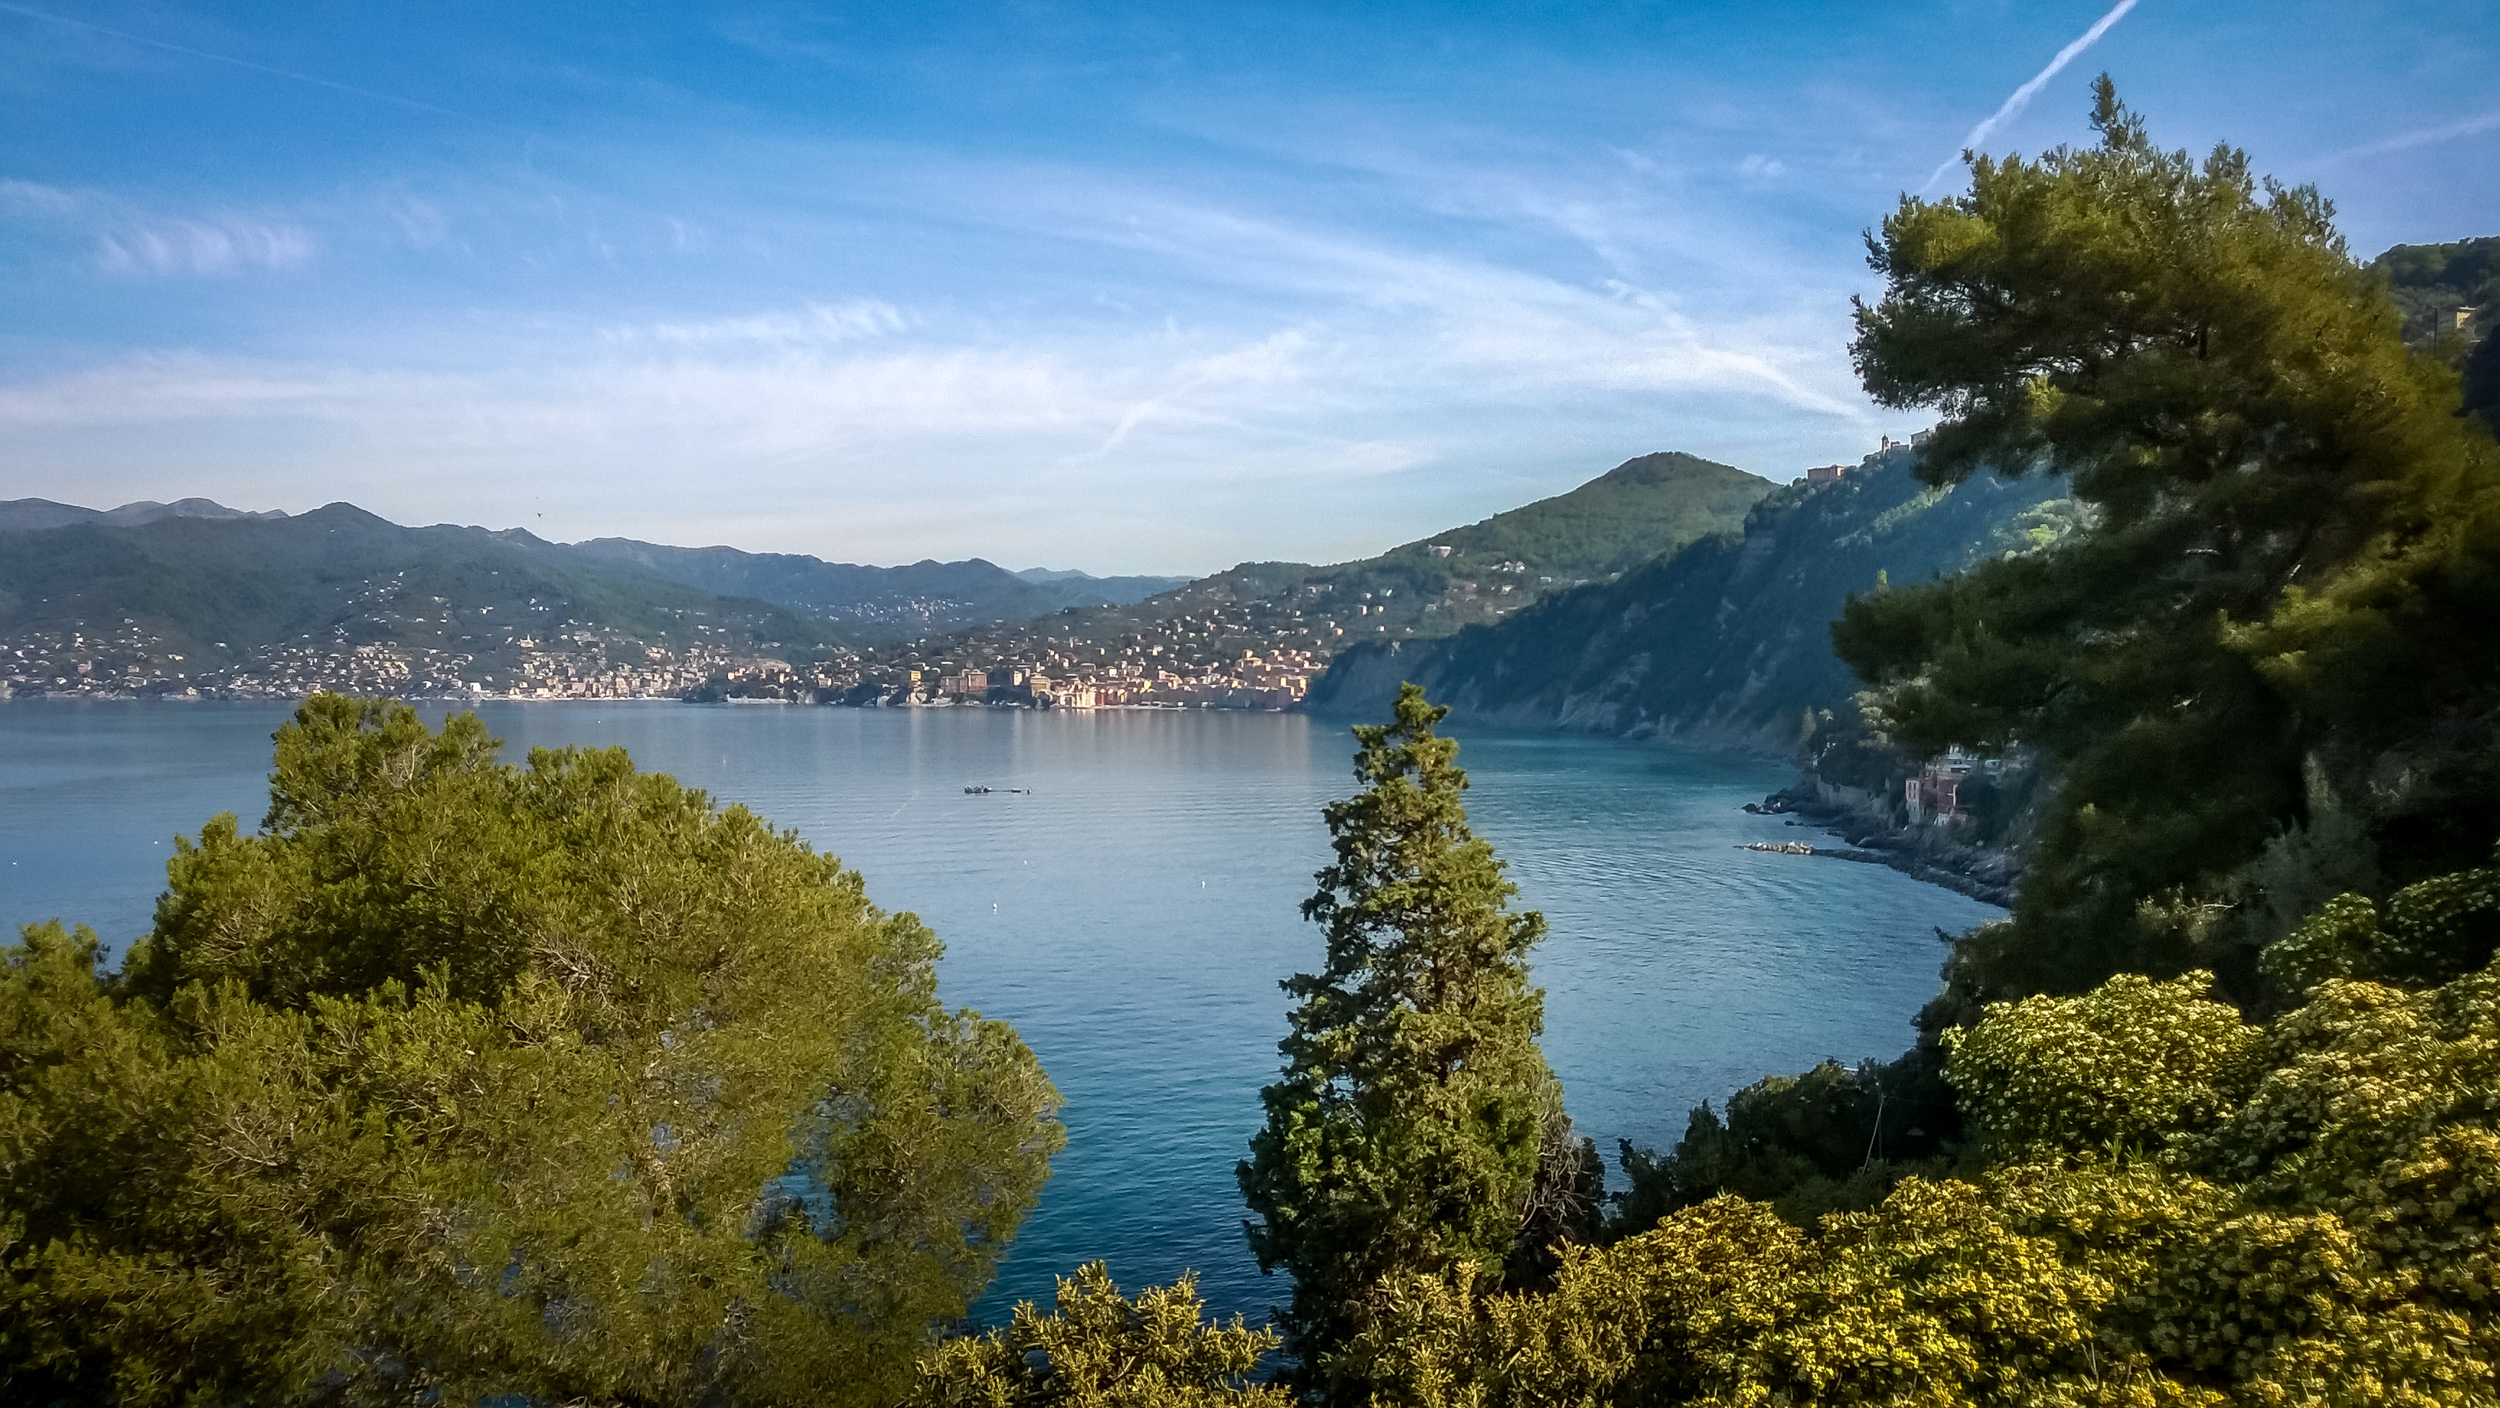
(0, 0, 476, 121)
(1922, 0, 2141, 193)
(2319, 106, 2500, 164)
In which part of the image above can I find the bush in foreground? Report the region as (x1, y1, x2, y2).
(1330, 864, 2500, 1405)
(0, 697, 1061, 1407)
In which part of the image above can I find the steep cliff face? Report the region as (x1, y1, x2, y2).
(1304, 446, 2079, 746)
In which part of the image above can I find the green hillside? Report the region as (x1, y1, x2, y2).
(1305, 445, 2079, 743)
(1370, 450, 1776, 579)
(1189, 450, 1777, 636)
(0, 505, 838, 696)
(871, 451, 1774, 689)
(2372, 234, 2499, 346)
(555, 538, 1186, 641)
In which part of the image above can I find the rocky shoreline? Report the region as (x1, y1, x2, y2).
(1746, 779, 2020, 909)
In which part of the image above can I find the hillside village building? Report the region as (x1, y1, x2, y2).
(1904, 744, 2007, 825)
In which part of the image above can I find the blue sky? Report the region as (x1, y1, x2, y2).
(2, 2, 2493, 574)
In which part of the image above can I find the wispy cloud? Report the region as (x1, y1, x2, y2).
(1923, 0, 2140, 193)
(0, 178, 85, 215)
(2319, 105, 2500, 163)
(609, 301, 910, 348)
(386, 195, 451, 250)
(2, 179, 321, 276)
(0, 141, 1892, 567)
(97, 217, 317, 276)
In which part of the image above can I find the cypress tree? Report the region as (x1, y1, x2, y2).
(1238, 683, 1589, 1386)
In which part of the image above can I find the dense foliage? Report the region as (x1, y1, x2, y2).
(1607, 1048, 1965, 1235)
(1833, 79, 2500, 1009)
(0, 697, 1060, 1407)
(1238, 684, 1594, 1389)
(962, 855, 2500, 1406)
(1332, 856, 2500, 1406)
(910, 1265, 1287, 1408)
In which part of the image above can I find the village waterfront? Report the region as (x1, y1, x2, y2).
(0, 699, 2002, 1320)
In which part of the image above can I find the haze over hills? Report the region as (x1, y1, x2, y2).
(0, 497, 292, 533)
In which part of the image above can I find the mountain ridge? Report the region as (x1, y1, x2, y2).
(836, 450, 1779, 702)
(0, 497, 291, 533)
(1305, 445, 2081, 745)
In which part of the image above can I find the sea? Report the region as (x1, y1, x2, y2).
(0, 699, 2000, 1322)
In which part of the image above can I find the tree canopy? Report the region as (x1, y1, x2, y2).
(0, 696, 1061, 1407)
(1237, 684, 1591, 1390)
(1332, 853, 2500, 1406)
(1835, 77, 2500, 1006)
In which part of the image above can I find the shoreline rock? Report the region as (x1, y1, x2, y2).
(1751, 780, 2019, 909)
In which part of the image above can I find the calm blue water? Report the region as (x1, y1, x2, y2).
(0, 700, 1997, 1321)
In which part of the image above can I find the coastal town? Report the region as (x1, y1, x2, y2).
(1, 625, 1329, 711)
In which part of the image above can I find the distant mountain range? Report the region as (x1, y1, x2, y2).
(1305, 445, 2079, 745)
(0, 497, 291, 533)
(553, 537, 1183, 637)
(896, 451, 1778, 683)
(0, 447, 1973, 715)
(0, 498, 1196, 697)
(0, 503, 840, 693)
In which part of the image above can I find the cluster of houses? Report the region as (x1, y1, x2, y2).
(906, 649, 1321, 711)
(1903, 744, 2005, 825)
(509, 644, 751, 700)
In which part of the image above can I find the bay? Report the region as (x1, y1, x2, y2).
(0, 699, 1999, 1321)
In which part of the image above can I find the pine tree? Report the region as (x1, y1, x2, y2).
(1237, 683, 1588, 1388)
(1837, 78, 2500, 1007)
(1, 697, 1063, 1407)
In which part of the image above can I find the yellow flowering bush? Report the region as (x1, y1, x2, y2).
(2262, 847, 2500, 992)
(926, 866, 2500, 1406)
(1327, 882, 2500, 1406)
(1942, 972, 2262, 1155)
(909, 1263, 1287, 1408)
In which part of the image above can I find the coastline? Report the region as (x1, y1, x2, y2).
(1749, 777, 2019, 909)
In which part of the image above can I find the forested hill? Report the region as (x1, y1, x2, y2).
(1304, 445, 2079, 745)
(1370, 450, 1776, 580)
(0, 503, 841, 694)
(2373, 234, 2497, 347)
(0, 497, 1202, 696)
(556, 538, 1182, 637)
(880, 451, 1775, 682)
(1172, 450, 1778, 632)
(2371, 234, 2500, 430)
(0, 496, 290, 532)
